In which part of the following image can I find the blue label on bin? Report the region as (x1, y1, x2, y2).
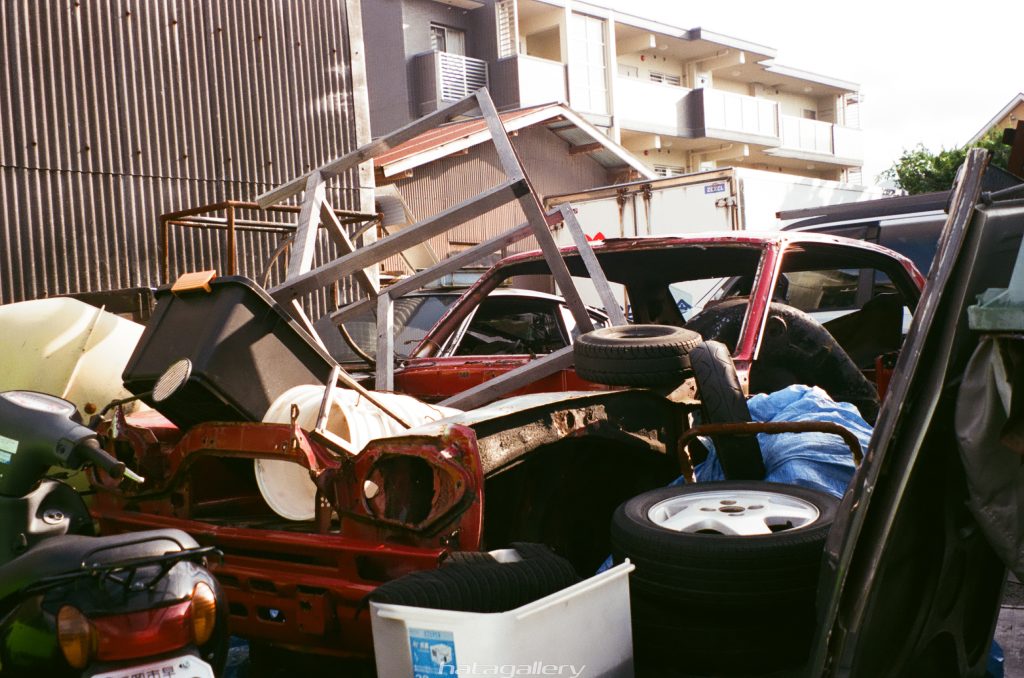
(409, 628, 458, 676)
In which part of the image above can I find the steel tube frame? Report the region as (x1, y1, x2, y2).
(258, 89, 622, 414)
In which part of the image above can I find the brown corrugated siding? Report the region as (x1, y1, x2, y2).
(0, 0, 367, 305)
(381, 124, 613, 273)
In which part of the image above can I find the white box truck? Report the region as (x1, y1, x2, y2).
(542, 167, 890, 311)
(544, 167, 891, 241)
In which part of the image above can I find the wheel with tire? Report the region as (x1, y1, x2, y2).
(611, 482, 838, 673)
(689, 340, 764, 480)
(573, 324, 702, 387)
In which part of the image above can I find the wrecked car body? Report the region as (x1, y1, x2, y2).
(395, 232, 925, 415)
(77, 224, 934, 664)
(24, 149, 1018, 674)
(92, 387, 684, 658)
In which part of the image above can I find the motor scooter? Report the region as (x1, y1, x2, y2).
(0, 376, 228, 677)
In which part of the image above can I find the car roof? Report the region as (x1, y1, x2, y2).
(402, 286, 588, 304)
(492, 230, 921, 276)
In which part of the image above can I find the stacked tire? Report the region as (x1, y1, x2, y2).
(611, 482, 838, 675)
(574, 325, 702, 387)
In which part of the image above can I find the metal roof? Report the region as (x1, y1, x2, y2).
(374, 103, 655, 179)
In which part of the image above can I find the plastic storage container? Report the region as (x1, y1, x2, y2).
(122, 276, 336, 429)
(370, 561, 635, 678)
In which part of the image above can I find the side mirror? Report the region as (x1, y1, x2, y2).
(92, 358, 193, 428)
(152, 359, 192, 403)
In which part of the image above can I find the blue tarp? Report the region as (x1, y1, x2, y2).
(691, 385, 873, 499)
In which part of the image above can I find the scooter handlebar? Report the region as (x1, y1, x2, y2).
(75, 437, 126, 480)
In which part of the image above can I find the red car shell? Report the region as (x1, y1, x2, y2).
(394, 232, 925, 401)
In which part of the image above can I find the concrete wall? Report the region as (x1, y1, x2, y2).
(362, 0, 411, 135)
(363, 0, 487, 136)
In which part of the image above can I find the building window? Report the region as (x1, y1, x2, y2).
(568, 13, 609, 115)
(649, 71, 681, 86)
(495, 0, 517, 58)
(431, 23, 466, 56)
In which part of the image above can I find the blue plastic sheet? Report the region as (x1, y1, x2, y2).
(692, 385, 873, 498)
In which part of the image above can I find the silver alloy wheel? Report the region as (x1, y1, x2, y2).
(647, 488, 821, 536)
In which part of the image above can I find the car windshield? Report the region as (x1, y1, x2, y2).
(668, 277, 733, 321)
(454, 295, 568, 356)
(334, 294, 458, 362)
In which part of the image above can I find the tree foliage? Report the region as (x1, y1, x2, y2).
(880, 130, 1011, 194)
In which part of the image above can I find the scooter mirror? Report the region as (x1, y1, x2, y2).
(152, 359, 192, 403)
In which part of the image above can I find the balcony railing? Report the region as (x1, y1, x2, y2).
(780, 116, 833, 155)
(832, 125, 864, 162)
(615, 76, 690, 136)
(701, 88, 779, 139)
(491, 55, 566, 109)
(772, 116, 864, 163)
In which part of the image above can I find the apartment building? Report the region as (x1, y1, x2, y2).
(362, 0, 865, 183)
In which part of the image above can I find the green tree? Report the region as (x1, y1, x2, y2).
(880, 130, 1011, 194)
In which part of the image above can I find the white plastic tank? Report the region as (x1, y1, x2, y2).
(256, 384, 460, 521)
(0, 297, 144, 417)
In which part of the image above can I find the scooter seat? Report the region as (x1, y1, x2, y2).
(0, 529, 200, 601)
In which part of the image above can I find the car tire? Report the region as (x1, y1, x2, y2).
(611, 482, 838, 673)
(689, 341, 765, 480)
(686, 300, 880, 423)
(367, 543, 579, 613)
(573, 324, 702, 387)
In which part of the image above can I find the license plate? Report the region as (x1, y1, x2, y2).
(91, 653, 214, 678)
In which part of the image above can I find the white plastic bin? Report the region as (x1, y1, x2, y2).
(370, 561, 635, 678)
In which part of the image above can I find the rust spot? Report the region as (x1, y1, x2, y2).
(84, 402, 97, 415)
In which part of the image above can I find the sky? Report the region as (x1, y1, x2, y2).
(608, 0, 1022, 183)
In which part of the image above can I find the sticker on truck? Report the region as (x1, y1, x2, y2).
(704, 182, 727, 195)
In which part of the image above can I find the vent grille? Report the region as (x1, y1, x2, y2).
(439, 52, 488, 102)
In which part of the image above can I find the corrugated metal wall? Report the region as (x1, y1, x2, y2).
(0, 0, 371, 305)
(381, 124, 614, 273)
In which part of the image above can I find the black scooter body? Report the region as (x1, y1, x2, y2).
(0, 392, 228, 677)
(0, 524, 228, 677)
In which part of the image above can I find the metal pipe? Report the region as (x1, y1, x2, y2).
(165, 221, 294, 235)
(227, 204, 236, 275)
(160, 215, 170, 283)
(677, 420, 864, 477)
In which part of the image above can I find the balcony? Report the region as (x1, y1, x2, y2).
(412, 51, 488, 116)
(768, 115, 864, 164)
(614, 84, 863, 168)
(615, 77, 691, 137)
(490, 55, 567, 110)
(682, 88, 780, 145)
